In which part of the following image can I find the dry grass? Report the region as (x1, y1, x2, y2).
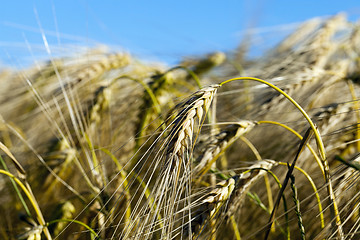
(1, 14, 360, 240)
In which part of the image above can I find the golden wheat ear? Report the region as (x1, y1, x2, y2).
(119, 84, 220, 239)
(183, 160, 277, 239)
(163, 84, 221, 170)
(193, 120, 256, 178)
(223, 160, 278, 221)
(183, 176, 236, 239)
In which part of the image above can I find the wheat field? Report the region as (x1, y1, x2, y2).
(1, 14, 360, 239)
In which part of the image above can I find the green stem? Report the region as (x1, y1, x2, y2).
(48, 219, 100, 239)
(0, 155, 31, 216)
(169, 66, 202, 89)
(230, 215, 241, 240)
(0, 169, 52, 240)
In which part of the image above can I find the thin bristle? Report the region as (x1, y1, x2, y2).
(2, 14, 360, 240)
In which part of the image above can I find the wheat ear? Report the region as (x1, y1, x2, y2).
(223, 160, 278, 221)
(126, 85, 220, 239)
(183, 177, 236, 239)
(193, 120, 256, 178)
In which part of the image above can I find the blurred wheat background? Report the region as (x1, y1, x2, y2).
(1, 2, 360, 240)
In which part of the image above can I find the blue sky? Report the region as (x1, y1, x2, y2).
(1, 1, 360, 67)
